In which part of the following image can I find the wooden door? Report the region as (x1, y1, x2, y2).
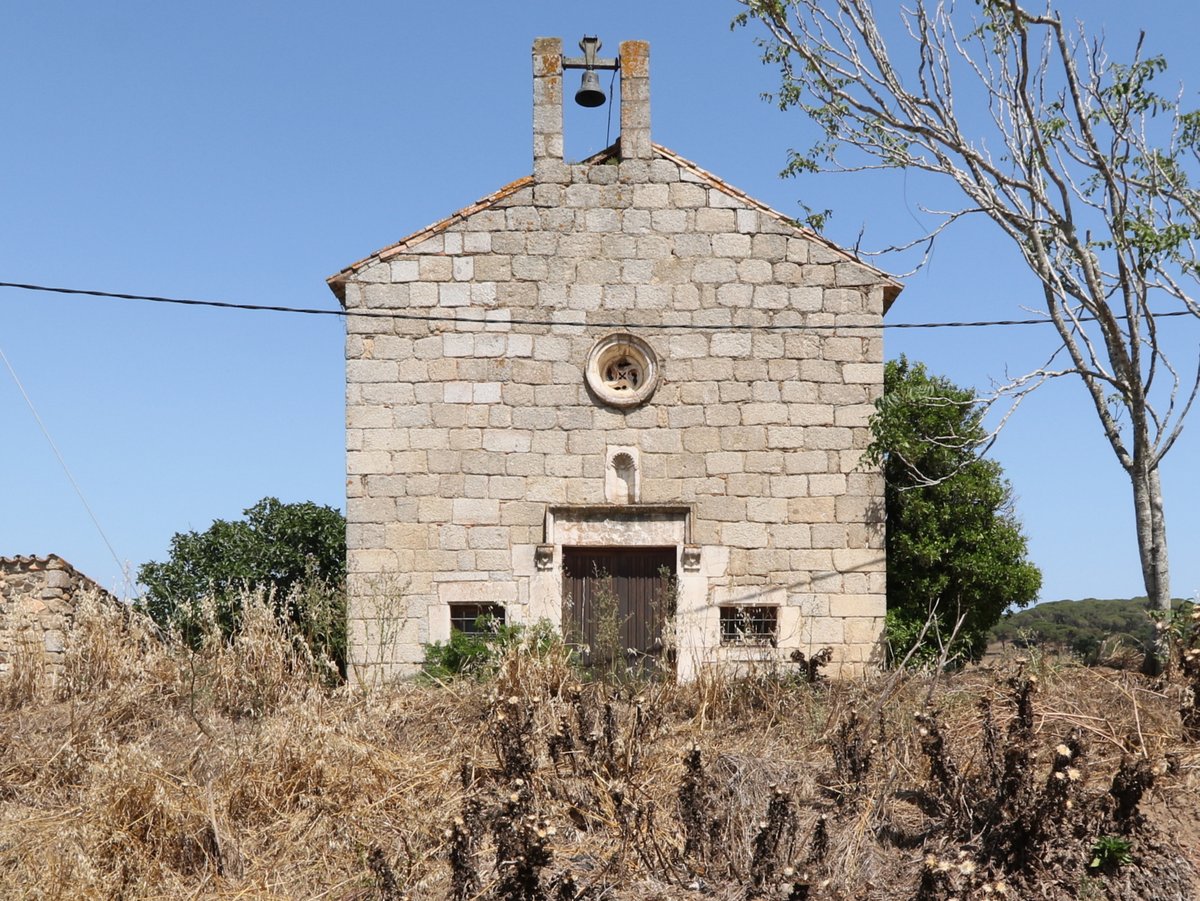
(562, 547, 676, 672)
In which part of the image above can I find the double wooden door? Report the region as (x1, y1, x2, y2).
(562, 547, 676, 672)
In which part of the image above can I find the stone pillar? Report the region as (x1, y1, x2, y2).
(619, 40, 651, 160)
(532, 37, 564, 181)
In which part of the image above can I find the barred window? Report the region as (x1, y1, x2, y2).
(719, 606, 778, 647)
(449, 603, 506, 635)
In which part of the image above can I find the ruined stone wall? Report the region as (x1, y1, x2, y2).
(0, 555, 107, 682)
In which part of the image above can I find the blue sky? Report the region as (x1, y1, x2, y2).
(2, 1, 1197, 604)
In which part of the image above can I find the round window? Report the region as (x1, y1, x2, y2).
(585, 334, 659, 408)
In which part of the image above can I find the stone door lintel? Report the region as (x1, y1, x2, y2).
(543, 504, 694, 548)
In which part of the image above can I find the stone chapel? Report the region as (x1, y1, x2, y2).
(328, 37, 901, 682)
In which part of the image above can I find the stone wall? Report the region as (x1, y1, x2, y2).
(0, 555, 111, 683)
(331, 38, 899, 682)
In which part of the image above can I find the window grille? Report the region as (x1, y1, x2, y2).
(449, 603, 506, 635)
(719, 605, 778, 646)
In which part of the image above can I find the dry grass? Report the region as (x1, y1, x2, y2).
(1, 598, 1198, 900)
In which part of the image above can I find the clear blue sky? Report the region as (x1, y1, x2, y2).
(2, 1, 1197, 604)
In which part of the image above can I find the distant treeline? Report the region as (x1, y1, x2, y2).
(989, 596, 1193, 661)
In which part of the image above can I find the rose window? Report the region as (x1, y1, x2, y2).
(603, 354, 643, 392)
(585, 334, 659, 408)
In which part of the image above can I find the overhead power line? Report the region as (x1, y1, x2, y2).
(0, 342, 129, 590)
(1, 280, 1195, 332)
(0, 281, 343, 318)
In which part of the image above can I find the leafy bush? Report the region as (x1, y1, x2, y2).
(1160, 599, 1200, 737)
(868, 358, 1041, 666)
(1090, 835, 1134, 872)
(137, 497, 346, 676)
(422, 618, 558, 681)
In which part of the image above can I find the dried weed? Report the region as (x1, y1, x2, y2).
(1, 602, 1197, 900)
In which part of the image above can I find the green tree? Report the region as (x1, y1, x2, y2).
(867, 358, 1042, 664)
(137, 497, 347, 673)
(736, 1, 1200, 626)
(990, 596, 1173, 660)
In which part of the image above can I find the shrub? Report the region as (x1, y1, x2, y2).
(868, 358, 1041, 666)
(137, 498, 346, 676)
(422, 618, 558, 681)
(1090, 835, 1134, 872)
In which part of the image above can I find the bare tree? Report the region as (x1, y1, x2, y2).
(736, 0, 1200, 617)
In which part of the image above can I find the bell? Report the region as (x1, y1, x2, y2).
(575, 69, 606, 108)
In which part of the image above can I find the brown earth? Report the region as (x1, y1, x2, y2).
(1, 598, 1198, 900)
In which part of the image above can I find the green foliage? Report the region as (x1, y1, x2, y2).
(137, 497, 347, 674)
(868, 358, 1041, 665)
(1165, 600, 1200, 737)
(1150, 597, 1200, 645)
(421, 617, 519, 681)
(883, 607, 935, 661)
(421, 619, 558, 681)
(989, 597, 1178, 661)
(1089, 835, 1134, 871)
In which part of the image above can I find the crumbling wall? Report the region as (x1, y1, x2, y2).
(0, 555, 110, 682)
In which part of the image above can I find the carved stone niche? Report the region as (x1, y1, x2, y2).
(605, 446, 640, 504)
(534, 544, 555, 571)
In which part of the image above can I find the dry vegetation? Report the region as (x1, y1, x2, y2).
(2, 596, 1199, 900)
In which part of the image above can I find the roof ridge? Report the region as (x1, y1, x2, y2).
(1, 553, 71, 568)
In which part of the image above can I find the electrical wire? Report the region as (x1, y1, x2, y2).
(0, 280, 1194, 332)
(0, 342, 129, 589)
(605, 66, 618, 147)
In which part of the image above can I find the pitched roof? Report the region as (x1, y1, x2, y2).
(326, 175, 534, 304)
(652, 145, 902, 308)
(327, 143, 903, 309)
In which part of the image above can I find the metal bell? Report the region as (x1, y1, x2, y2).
(575, 69, 606, 108)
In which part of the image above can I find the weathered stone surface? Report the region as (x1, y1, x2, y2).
(336, 36, 894, 682)
(0, 556, 115, 684)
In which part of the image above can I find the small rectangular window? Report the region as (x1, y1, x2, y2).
(719, 606, 778, 647)
(449, 603, 506, 635)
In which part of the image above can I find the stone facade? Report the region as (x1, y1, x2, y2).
(0, 554, 112, 683)
(329, 38, 901, 682)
